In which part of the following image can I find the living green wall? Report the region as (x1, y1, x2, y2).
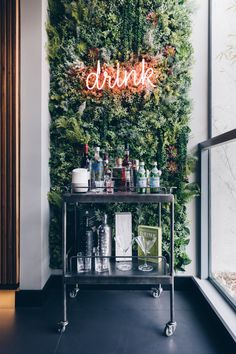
(47, 0, 199, 269)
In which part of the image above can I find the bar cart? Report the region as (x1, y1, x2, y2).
(58, 191, 177, 337)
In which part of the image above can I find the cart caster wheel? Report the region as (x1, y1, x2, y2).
(58, 325, 66, 333)
(57, 321, 68, 333)
(152, 287, 163, 298)
(69, 288, 79, 298)
(164, 322, 177, 337)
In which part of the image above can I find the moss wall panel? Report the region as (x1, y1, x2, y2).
(47, 0, 199, 269)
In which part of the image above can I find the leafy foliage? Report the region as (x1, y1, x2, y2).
(47, 0, 199, 269)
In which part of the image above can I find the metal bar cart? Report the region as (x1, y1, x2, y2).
(58, 192, 177, 337)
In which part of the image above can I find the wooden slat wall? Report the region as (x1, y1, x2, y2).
(0, 0, 20, 287)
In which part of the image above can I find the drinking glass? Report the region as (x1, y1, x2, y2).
(95, 251, 109, 273)
(77, 252, 85, 273)
(135, 235, 156, 272)
(115, 237, 134, 271)
(95, 180, 104, 193)
(84, 253, 92, 271)
(105, 179, 114, 194)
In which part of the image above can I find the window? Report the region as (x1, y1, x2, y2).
(210, 140, 236, 308)
(212, 0, 236, 136)
(201, 0, 236, 309)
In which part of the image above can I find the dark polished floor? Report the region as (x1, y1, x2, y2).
(0, 288, 235, 354)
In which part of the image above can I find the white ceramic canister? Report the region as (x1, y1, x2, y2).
(72, 168, 88, 193)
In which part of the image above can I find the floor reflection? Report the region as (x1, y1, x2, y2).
(0, 309, 15, 332)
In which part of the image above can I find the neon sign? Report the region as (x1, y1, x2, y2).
(68, 54, 167, 97)
(85, 59, 157, 91)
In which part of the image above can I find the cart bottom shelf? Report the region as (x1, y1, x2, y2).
(65, 258, 172, 285)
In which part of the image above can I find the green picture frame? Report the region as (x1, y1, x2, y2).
(137, 225, 162, 264)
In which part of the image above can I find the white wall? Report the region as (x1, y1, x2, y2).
(20, 0, 51, 290)
(186, 0, 208, 275)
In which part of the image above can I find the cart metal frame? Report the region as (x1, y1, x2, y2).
(58, 192, 176, 336)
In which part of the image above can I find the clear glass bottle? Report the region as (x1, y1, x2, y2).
(91, 147, 104, 192)
(150, 162, 162, 193)
(137, 161, 147, 194)
(103, 153, 113, 193)
(84, 211, 93, 271)
(96, 214, 112, 272)
(125, 161, 132, 191)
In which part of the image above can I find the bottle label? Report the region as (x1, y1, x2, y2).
(138, 177, 147, 188)
(150, 177, 160, 188)
(92, 161, 102, 172)
(125, 169, 131, 182)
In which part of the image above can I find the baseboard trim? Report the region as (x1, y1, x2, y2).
(0, 283, 19, 290)
(15, 276, 53, 307)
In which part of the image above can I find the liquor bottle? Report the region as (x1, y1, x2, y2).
(122, 142, 130, 167)
(132, 159, 139, 191)
(103, 153, 109, 174)
(84, 211, 93, 271)
(81, 144, 90, 169)
(91, 147, 104, 192)
(112, 158, 126, 191)
(125, 161, 132, 191)
(103, 153, 113, 193)
(122, 143, 131, 191)
(146, 169, 150, 194)
(137, 161, 147, 194)
(96, 214, 112, 272)
(150, 162, 162, 193)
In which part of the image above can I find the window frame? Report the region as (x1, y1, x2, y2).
(204, 0, 236, 311)
(200, 130, 236, 311)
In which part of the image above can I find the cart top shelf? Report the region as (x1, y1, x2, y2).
(63, 192, 174, 204)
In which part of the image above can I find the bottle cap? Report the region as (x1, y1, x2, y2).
(140, 161, 145, 166)
(95, 146, 100, 152)
(153, 161, 157, 166)
(103, 153, 109, 160)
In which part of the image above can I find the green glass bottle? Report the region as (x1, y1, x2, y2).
(150, 162, 162, 193)
(137, 161, 147, 194)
